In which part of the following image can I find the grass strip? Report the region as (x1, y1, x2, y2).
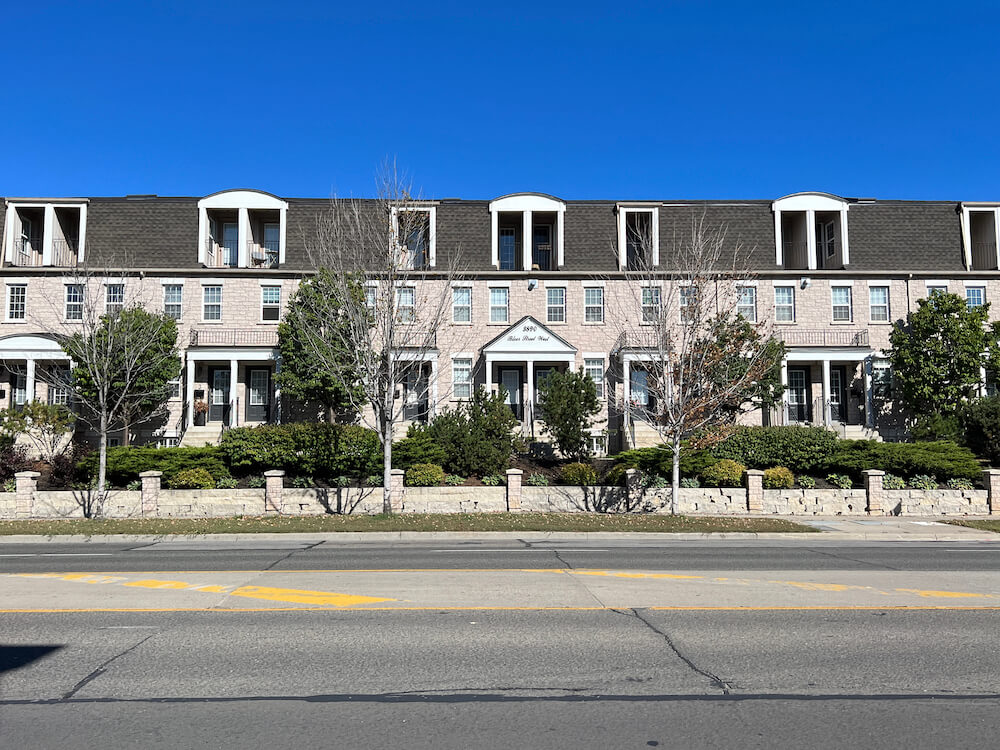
(0, 513, 815, 536)
(943, 519, 1000, 533)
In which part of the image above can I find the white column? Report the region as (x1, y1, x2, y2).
(525, 359, 534, 428)
(981, 365, 989, 398)
(556, 210, 565, 268)
(774, 210, 783, 265)
(485, 354, 494, 394)
(429, 357, 439, 417)
(623, 356, 632, 441)
(522, 211, 533, 271)
(237, 207, 250, 268)
(490, 210, 499, 268)
(186, 355, 195, 428)
(41, 206, 54, 266)
(806, 209, 817, 271)
(229, 359, 238, 427)
(273, 355, 282, 424)
(25, 359, 36, 403)
(821, 359, 831, 427)
(864, 357, 874, 429)
(780, 360, 788, 425)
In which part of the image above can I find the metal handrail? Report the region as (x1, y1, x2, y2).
(775, 328, 869, 347)
(249, 240, 279, 268)
(189, 328, 279, 347)
(205, 238, 238, 268)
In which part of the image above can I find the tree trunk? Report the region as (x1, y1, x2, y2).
(381, 413, 393, 515)
(122, 415, 131, 447)
(671, 432, 681, 516)
(96, 410, 108, 519)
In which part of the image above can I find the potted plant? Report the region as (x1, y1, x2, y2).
(193, 399, 208, 426)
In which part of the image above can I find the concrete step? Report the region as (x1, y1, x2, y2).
(180, 426, 224, 447)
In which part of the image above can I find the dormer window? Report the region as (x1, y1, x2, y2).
(960, 204, 1000, 271)
(617, 205, 659, 271)
(391, 206, 436, 269)
(489, 193, 565, 271)
(3, 200, 87, 267)
(772, 193, 850, 271)
(197, 190, 287, 269)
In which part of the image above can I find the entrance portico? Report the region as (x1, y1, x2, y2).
(780, 347, 876, 431)
(0, 334, 72, 410)
(185, 348, 280, 429)
(482, 316, 576, 433)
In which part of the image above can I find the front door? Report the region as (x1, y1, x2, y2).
(13, 372, 27, 410)
(246, 368, 270, 423)
(787, 367, 811, 423)
(208, 367, 231, 423)
(500, 368, 521, 420)
(830, 366, 847, 423)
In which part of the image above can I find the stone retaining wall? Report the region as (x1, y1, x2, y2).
(2, 469, 998, 519)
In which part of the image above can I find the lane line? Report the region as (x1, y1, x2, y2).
(0, 553, 115, 557)
(3, 605, 1000, 613)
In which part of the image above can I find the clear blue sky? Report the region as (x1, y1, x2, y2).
(3, 1, 997, 200)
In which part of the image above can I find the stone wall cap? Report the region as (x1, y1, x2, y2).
(505, 468, 524, 475)
(139, 470, 163, 478)
(263, 470, 285, 477)
(982, 469, 1000, 476)
(862, 469, 886, 476)
(389, 469, 405, 476)
(14, 471, 41, 478)
(744, 469, 765, 476)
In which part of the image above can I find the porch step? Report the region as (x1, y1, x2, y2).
(630, 421, 662, 449)
(180, 425, 224, 447)
(839, 424, 882, 442)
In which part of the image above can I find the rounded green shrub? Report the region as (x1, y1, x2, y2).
(826, 473, 853, 489)
(405, 463, 445, 487)
(525, 473, 549, 486)
(481, 474, 503, 486)
(883, 473, 906, 490)
(947, 477, 975, 490)
(169, 468, 216, 490)
(679, 477, 700, 488)
(762, 466, 794, 490)
(445, 474, 465, 486)
(603, 464, 628, 486)
(215, 476, 239, 490)
(700, 459, 746, 488)
(798, 475, 816, 489)
(560, 462, 599, 486)
(908, 474, 938, 491)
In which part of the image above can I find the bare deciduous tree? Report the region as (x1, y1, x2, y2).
(291, 161, 465, 513)
(611, 214, 785, 511)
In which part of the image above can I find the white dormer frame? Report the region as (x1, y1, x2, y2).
(197, 190, 288, 268)
(489, 193, 566, 271)
(959, 203, 1000, 271)
(2, 199, 88, 266)
(616, 204, 659, 270)
(390, 204, 437, 268)
(771, 192, 850, 269)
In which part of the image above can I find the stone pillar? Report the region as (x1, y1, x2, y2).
(505, 469, 523, 512)
(863, 469, 885, 515)
(14, 471, 39, 518)
(983, 469, 1000, 515)
(625, 468, 643, 511)
(745, 469, 764, 513)
(264, 470, 285, 513)
(389, 469, 405, 513)
(139, 471, 161, 516)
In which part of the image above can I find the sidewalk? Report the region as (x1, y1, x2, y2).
(0, 518, 997, 544)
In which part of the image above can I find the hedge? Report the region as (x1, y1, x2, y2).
(711, 426, 837, 474)
(825, 440, 981, 482)
(612, 446, 718, 479)
(219, 423, 380, 479)
(76, 446, 228, 488)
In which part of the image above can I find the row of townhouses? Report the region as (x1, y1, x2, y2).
(1, 189, 998, 452)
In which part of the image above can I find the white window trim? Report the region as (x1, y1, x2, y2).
(583, 357, 605, 398)
(774, 284, 796, 323)
(451, 355, 473, 400)
(489, 194, 566, 270)
(831, 285, 854, 323)
(197, 190, 288, 267)
(451, 285, 472, 325)
(737, 284, 757, 322)
(617, 205, 659, 270)
(163, 283, 183, 320)
(771, 193, 849, 268)
(202, 284, 223, 322)
(2, 200, 88, 265)
(104, 282, 125, 315)
(391, 205, 437, 268)
(63, 282, 84, 322)
(488, 286, 510, 324)
(260, 285, 281, 324)
(583, 286, 605, 324)
(868, 285, 890, 323)
(546, 286, 567, 324)
(959, 204, 1000, 270)
(5, 282, 27, 323)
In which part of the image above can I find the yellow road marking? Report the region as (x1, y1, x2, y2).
(123, 579, 192, 590)
(3, 605, 1000, 613)
(229, 585, 391, 606)
(570, 571, 704, 580)
(895, 588, 990, 599)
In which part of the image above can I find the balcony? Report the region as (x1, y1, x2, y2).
(52, 239, 78, 267)
(10, 237, 42, 266)
(249, 240, 279, 268)
(189, 328, 279, 347)
(204, 239, 238, 268)
(776, 328, 869, 348)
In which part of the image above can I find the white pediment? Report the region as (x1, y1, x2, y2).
(482, 317, 577, 355)
(0, 333, 68, 359)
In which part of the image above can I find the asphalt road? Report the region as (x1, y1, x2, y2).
(3, 538, 1000, 748)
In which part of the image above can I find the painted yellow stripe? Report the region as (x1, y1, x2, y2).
(229, 585, 392, 606)
(3, 605, 1000, 613)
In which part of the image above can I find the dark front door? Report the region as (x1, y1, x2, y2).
(208, 367, 231, 423)
(830, 366, 847, 423)
(500, 368, 522, 420)
(787, 367, 811, 423)
(246, 368, 270, 422)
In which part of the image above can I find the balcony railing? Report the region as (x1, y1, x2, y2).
(776, 328, 869, 347)
(189, 328, 279, 347)
(249, 240, 279, 268)
(204, 239, 238, 268)
(51, 239, 79, 267)
(10, 237, 42, 266)
(972, 241, 998, 264)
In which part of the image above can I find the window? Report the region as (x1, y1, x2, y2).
(641, 287, 661, 323)
(65, 284, 83, 321)
(584, 287, 604, 323)
(546, 287, 566, 323)
(452, 287, 471, 323)
(365, 284, 377, 313)
(926, 285, 948, 297)
(625, 211, 654, 270)
(966, 287, 986, 309)
(817, 219, 836, 258)
(261, 285, 281, 321)
(163, 284, 183, 320)
(489, 287, 509, 324)
(872, 359, 892, 399)
(108, 435, 122, 448)
(167, 378, 181, 399)
(47, 367, 70, 407)
(737, 285, 757, 322)
(203, 285, 222, 321)
(159, 436, 180, 448)
(869, 286, 890, 322)
(774, 286, 795, 322)
(397, 210, 432, 269)
(584, 358, 605, 398)
(396, 286, 416, 322)
(831, 286, 853, 322)
(679, 285, 697, 323)
(452, 358, 472, 399)
(6, 284, 26, 321)
(105, 284, 124, 315)
(588, 433, 607, 456)
(499, 228, 517, 271)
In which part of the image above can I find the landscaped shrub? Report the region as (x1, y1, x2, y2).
(291, 476, 314, 488)
(826, 473, 853, 489)
(961, 397, 1000, 465)
(405, 463, 445, 486)
(825, 440, 980, 482)
(525, 473, 549, 486)
(421, 389, 518, 477)
(711, 426, 837, 474)
(169, 468, 216, 490)
(909, 474, 938, 490)
(366, 474, 383, 487)
(77, 446, 228, 488)
(798, 476, 816, 489)
(612, 446, 717, 479)
(560, 462, 599, 486)
(481, 474, 503, 486)
(883, 474, 906, 490)
(445, 474, 465, 486)
(391, 428, 447, 470)
(219, 423, 380, 479)
(946, 477, 975, 490)
(215, 476, 239, 490)
(126, 480, 141, 492)
(643, 474, 669, 489)
(246, 475, 266, 488)
(763, 466, 794, 490)
(679, 477, 700, 488)
(700, 459, 746, 488)
(0, 443, 32, 484)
